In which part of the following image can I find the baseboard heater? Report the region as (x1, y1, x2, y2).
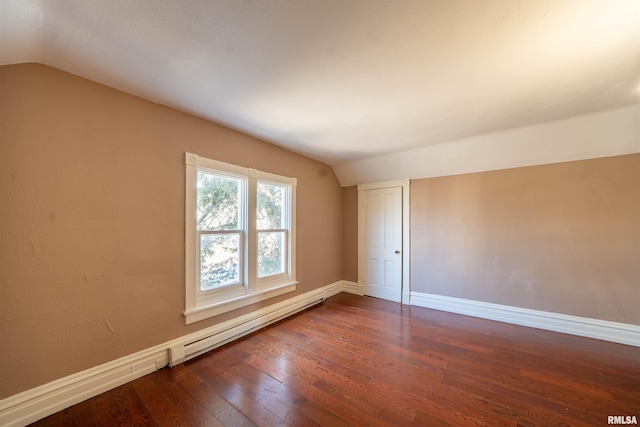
(168, 294, 325, 367)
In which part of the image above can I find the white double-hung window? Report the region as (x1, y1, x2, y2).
(184, 153, 297, 324)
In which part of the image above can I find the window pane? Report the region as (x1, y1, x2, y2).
(257, 182, 285, 230)
(197, 172, 241, 231)
(258, 231, 285, 278)
(200, 233, 239, 290)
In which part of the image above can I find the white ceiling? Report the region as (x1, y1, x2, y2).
(1, 0, 640, 166)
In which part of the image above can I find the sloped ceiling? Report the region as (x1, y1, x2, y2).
(1, 0, 640, 169)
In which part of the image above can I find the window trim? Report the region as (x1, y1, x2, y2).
(184, 153, 297, 324)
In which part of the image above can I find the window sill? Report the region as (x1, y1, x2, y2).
(184, 281, 298, 324)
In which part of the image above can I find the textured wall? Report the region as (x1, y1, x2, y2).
(411, 154, 640, 325)
(0, 64, 343, 398)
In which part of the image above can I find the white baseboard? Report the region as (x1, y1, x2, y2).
(0, 280, 352, 427)
(6, 285, 636, 427)
(0, 346, 169, 427)
(340, 280, 364, 296)
(410, 292, 640, 347)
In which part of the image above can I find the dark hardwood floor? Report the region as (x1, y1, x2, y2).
(31, 293, 640, 426)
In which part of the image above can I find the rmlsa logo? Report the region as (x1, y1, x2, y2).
(608, 415, 638, 425)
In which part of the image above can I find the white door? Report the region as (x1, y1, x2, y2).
(363, 186, 402, 302)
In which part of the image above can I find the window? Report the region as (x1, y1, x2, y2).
(185, 153, 297, 324)
(257, 181, 288, 280)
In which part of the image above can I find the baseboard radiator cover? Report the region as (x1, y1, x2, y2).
(168, 287, 329, 366)
(410, 292, 640, 347)
(0, 281, 355, 427)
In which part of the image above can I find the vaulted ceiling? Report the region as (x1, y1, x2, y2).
(2, 0, 639, 167)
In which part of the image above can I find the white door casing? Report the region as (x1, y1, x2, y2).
(358, 180, 410, 304)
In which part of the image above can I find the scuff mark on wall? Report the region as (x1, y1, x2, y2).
(29, 235, 39, 255)
(103, 319, 116, 335)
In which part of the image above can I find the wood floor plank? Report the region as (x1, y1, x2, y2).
(241, 333, 420, 423)
(255, 392, 322, 427)
(131, 375, 192, 426)
(227, 337, 386, 426)
(264, 324, 438, 404)
(29, 398, 95, 427)
(441, 372, 599, 427)
(152, 368, 225, 427)
(293, 311, 448, 370)
(266, 322, 515, 426)
(280, 370, 387, 427)
(86, 382, 160, 427)
(171, 359, 257, 427)
(191, 352, 285, 427)
(29, 293, 640, 427)
(230, 337, 355, 426)
(87, 391, 122, 426)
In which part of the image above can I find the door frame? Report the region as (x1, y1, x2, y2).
(357, 179, 410, 305)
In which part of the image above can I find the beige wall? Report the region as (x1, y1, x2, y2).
(0, 64, 343, 398)
(342, 186, 358, 282)
(411, 154, 640, 325)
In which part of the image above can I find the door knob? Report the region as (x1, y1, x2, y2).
(395, 250, 400, 254)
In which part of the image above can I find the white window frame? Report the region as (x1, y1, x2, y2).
(256, 179, 291, 290)
(184, 153, 297, 324)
